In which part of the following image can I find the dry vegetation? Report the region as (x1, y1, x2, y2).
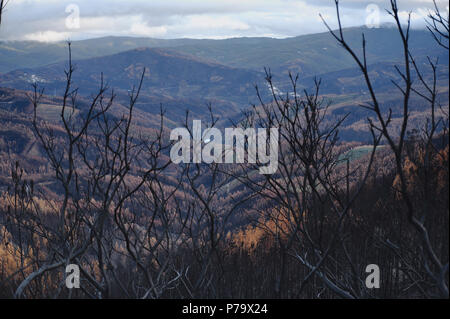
(0, 0, 448, 299)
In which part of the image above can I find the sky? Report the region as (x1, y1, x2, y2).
(0, 0, 448, 42)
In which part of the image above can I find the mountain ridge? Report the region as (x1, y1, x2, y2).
(0, 46, 266, 106)
(2, 26, 446, 77)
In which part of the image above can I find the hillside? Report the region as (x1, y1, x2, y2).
(1, 26, 447, 77)
(1, 43, 448, 143)
(0, 47, 265, 107)
(0, 14, 448, 300)
(0, 25, 448, 145)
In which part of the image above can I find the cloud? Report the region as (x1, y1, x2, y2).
(23, 30, 71, 42)
(0, 0, 447, 42)
(130, 22, 168, 38)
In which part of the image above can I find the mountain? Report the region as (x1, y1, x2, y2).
(0, 47, 266, 107)
(1, 26, 446, 77)
(0, 26, 448, 142)
(0, 26, 448, 188)
(158, 26, 448, 77)
(0, 37, 199, 74)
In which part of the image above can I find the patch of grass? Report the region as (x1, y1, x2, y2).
(36, 104, 79, 122)
(339, 145, 386, 162)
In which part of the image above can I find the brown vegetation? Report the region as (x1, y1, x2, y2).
(0, 0, 448, 299)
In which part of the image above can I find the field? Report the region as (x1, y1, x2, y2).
(36, 104, 79, 122)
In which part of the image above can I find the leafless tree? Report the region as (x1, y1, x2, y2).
(228, 70, 381, 298)
(170, 108, 257, 298)
(426, 0, 449, 50)
(321, 0, 449, 298)
(4, 42, 186, 298)
(0, 0, 6, 27)
(0, 0, 447, 300)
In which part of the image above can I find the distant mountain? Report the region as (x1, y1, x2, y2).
(1, 26, 447, 77)
(0, 37, 198, 74)
(0, 47, 265, 106)
(159, 27, 448, 77)
(0, 26, 448, 143)
(298, 61, 449, 95)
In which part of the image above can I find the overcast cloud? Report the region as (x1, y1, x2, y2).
(0, 0, 448, 42)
